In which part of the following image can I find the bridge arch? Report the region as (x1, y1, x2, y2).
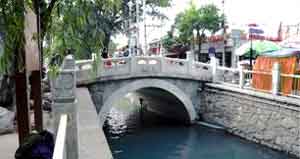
(98, 79, 197, 126)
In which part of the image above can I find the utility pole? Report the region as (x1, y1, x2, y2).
(128, 1, 133, 56)
(222, 0, 226, 67)
(142, 0, 147, 56)
(136, 0, 140, 55)
(250, 32, 253, 70)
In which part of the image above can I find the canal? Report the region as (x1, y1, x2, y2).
(103, 94, 295, 159)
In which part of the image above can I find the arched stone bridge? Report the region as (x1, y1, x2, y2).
(74, 56, 213, 124)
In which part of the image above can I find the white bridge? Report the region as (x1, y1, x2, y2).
(75, 56, 213, 84)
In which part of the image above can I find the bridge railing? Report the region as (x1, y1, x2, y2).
(214, 63, 300, 98)
(53, 114, 68, 159)
(101, 57, 131, 76)
(280, 73, 300, 97)
(134, 56, 162, 74)
(215, 66, 240, 86)
(162, 57, 189, 75)
(192, 62, 212, 77)
(75, 55, 213, 82)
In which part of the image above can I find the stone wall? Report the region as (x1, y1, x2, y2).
(200, 84, 300, 158)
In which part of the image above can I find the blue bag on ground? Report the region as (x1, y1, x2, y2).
(15, 130, 54, 159)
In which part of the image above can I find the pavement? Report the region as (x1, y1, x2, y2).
(0, 132, 18, 159)
(0, 111, 53, 159)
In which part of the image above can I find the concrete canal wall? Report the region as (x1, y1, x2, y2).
(200, 83, 300, 157)
(76, 88, 113, 159)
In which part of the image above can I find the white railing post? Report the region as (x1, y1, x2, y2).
(211, 56, 219, 82)
(51, 55, 78, 159)
(160, 56, 164, 73)
(130, 56, 136, 75)
(239, 67, 245, 89)
(186, 51, 194, 75)
(91, 53, 96, 61)
(272, 62, 281, 95)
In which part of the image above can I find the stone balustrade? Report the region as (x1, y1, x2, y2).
(75, 56, 300, 98)
(75, 56, 213, 84)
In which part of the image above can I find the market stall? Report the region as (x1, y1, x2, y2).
(252, 48, 300, 95)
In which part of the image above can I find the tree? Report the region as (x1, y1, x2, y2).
(175, 2, 224, 61)
(0, 0, 61, 142)
(45, 0, 105, 60)
(92, 0, 172, 57)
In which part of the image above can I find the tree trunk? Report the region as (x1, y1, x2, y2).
(14, 48, 30, 144)
(102, 32, 111, 58)
(33, 2, 43, 132)
(31, 71, 43, 131)
(15, 1, 31, 144)
(15, 72, 30, 144)
(197, 30, 202, 62)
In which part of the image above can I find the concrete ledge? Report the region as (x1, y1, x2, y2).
(203, 83, 300, 111)
(77, 72, 212, 86)
(76, 88, 113, 159)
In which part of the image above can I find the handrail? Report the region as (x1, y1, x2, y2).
(194, 62, 211, 66)
(53, 114, 68, 159)
(75, 59, 93, 65)
(217, 66, 239, 72)
(281, 73, 300, 78)
(102, 56, 131, 61)
(243, 70, 272, 75)
(164, 57, 188, 62)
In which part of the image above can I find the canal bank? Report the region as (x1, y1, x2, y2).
(199, 83, 300, 158)
(103, 100, 296, 159)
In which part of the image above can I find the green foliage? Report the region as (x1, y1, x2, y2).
(175, 2, 224, 45)
(47, 64, 59, 78)
(91, 0, 172, 53)
(162, 29, 177, 51)
(45, 0, 105, 61)
(91, 52, 102, 78)
(0, 0, 61, 74)
(0, 0, 26, 74)
(0, 0, 172, 74)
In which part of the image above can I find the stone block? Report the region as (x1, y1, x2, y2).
(0, 107, 15, 134)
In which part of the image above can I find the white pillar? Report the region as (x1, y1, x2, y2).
(51, 55, 78, 159)
(186, 51, 194, 75)
(130, 56, 136, 75)
(186, 51, 194, 61)
(91, 53, 96, 61)
(272, 62, 281, 95)
(239, 67, 245, 89)
(211, 56, 219, 82)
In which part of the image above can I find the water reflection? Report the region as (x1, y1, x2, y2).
(103, 96, 295, 159)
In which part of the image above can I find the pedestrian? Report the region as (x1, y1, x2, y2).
(123, 46, 130, 57)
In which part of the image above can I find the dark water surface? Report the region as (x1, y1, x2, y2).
(103, 105, 295, 159)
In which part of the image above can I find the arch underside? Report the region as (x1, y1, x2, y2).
(98, 79, 197, 126)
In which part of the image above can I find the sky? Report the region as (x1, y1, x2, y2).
(114, 0, 300, 47)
